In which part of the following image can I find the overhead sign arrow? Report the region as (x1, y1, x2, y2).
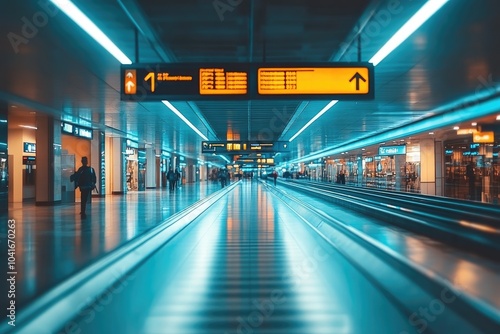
(126, 81, 135, 93)
(124, 69, 137, 94)
(349, 72, 367, 91)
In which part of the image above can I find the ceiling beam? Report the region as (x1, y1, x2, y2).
(117, 0, 176, 63)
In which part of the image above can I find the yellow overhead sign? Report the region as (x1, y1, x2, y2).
(258, 67, 370, 95)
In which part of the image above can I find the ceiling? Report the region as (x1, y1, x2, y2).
(1, 0, 499, 165)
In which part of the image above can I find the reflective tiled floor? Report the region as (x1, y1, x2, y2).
(0, 182, 220, 307)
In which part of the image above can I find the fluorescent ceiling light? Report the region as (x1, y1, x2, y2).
(288, 0, 450, 143)
(19, 125, 38, 130)
(50, 0, 132, 64)
(289, 100, 338, 142)
(219, 155, 230, 163)
(162, 100, 208, 141)
(369, 0, 450, 66)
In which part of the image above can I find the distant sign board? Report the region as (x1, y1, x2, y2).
(378, 145, 406, 156)
(202, 141, 290, 154)
(23, 142, 36, 153)
(61, 122, 93, 140)
(23, 156, 36, 165)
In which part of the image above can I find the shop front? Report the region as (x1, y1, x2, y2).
(444, 139, 499, 204)
(125, 143, 138, 191)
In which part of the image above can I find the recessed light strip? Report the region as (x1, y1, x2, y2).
(289, 100, 338, 142)
(288, 0, 450, 142)
(50, 0, 132, 65)
(162, 100, 208, 141)
(19, 125, 38, 130)
(369, 0, 450, 66)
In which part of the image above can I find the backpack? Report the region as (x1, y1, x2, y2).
(75, 166, 96, 190)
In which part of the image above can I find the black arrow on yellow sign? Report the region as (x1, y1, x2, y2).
(349, 72, 367, 91)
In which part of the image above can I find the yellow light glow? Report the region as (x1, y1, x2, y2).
(459, 221, 499, 234)
(473, 132, 494, 143)
(258, 67, 370, 95)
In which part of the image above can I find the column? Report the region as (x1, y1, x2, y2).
(0, 102, 7, 214)
(394, 155, 406, 191)
(35, 115, 61, 205)
(91, 130, 105, 197)
(111, 137, 125, 194)
(146, 147, 156, 189)
(357, 156, 363, 186)
(420, 139, 436, 195)
(435, 141, 444, 196)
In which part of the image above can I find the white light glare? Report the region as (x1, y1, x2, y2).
(50, 0, 132, 65)
(289, 100, 339, 142)
(19, 125, 38, 130)
(162, 101, 209, 140)
(219, 155, 230, 163)
(369, 0, 450, 66)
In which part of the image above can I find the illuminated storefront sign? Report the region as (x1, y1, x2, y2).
(378, 145, 406, 156)
(457, 128, 477, 135)
(473, 131, 494, 143)
(61, 122, 93, 140)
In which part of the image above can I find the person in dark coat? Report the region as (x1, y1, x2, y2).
(71, 156, 96, 218)
(167, 168, 175, 191)
(272, 171, 278, 186)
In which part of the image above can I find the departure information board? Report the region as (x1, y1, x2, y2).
(121, 63, 373, 101)
(199, 68, 247, 95)
(258, 66, 370, 95)
(122, 64, 250, 101)
(202, 141, 290, 153)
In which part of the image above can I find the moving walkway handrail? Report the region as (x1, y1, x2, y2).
(287, 179, 500, 227)
(264, 181, 500, 333)
(278, 179, 500, 257)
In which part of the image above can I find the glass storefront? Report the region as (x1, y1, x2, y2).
(444, 140, 500, 204)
